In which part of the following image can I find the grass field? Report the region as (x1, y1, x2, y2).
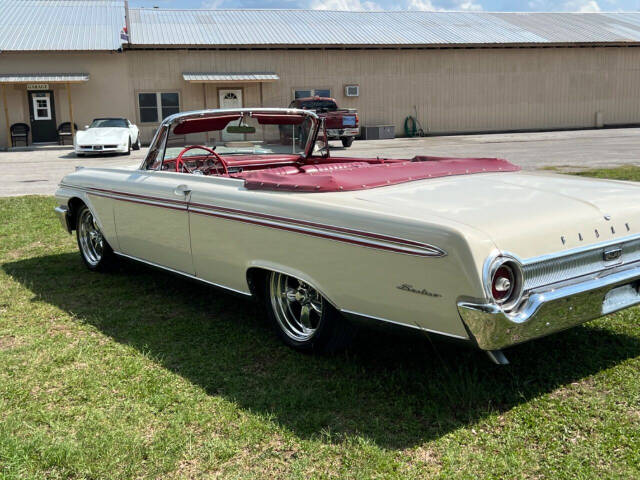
(0, 167, 639, 479)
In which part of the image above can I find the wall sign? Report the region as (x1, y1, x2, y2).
(26, 83, 49, 91)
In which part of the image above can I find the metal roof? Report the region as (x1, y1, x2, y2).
(0, 73, 89, 83)
(128, 9, 640, 47)
(3, 3, 640, 51)
(183, 72, 279, 82)
(0, 0, 125, 51)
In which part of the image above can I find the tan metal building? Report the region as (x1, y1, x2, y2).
(3, 1, 640, 148)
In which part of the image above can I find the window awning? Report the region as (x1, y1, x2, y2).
(182, 72, 279, 83)
(0, 73, 90, 84)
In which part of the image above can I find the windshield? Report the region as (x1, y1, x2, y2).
(297, 100, 337, 112)
(161, 113, 315, 165)
(90, 118, 128, 128)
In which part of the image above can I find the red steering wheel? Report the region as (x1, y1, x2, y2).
(175, 145, 229, 175)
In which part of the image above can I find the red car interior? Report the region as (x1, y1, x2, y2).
(238, 156, 519, 192)
(162, 113, 520, 192)
(165, 152, 519, 193)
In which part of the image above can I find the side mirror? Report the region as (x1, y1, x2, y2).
(84, 125, 89, 130)
(314, 139, 329, 157)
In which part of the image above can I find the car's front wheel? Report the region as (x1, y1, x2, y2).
(132, 136, 141, 150)
(125, 138, 131, 155)
(76, 205, 116, 271)
(264, 271, 354, 353)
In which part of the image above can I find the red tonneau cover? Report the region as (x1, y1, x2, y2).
(239, 156, 520, 192)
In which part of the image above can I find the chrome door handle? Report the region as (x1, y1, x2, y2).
(174, 184, 191, 196)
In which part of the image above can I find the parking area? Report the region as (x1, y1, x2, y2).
(1, 127, 639, 196)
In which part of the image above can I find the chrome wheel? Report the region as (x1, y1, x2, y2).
(78, 208, 104, 267)
(269, 272, 324, 342)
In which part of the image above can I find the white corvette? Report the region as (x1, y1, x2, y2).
(75, 118, 140, 156)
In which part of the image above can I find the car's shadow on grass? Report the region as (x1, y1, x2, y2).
(4, 252, 640, 449)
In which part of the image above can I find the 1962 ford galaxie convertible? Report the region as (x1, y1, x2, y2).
(55, 108, 640, 364)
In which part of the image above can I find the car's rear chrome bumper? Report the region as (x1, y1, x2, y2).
(327, 128, 359, 138)
(54, 205, 72, 233)
(458, 262, 640, 350)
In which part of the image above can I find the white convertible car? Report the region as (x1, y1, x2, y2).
(75, 117, 140, 156)
(55, 108, 640, 364)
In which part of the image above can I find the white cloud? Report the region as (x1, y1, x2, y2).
(527, 0, 602, 12)
(310, 0, 381, 10)
(573, 0, 601, 12)
(406, 0, 483, 11)
(201, 0, 226, 8)
(407, 0, 437, 10)
(456, 1, 483, 10)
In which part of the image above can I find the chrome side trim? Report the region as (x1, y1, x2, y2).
(60, 183, 446, 258)
(113, 251, 252, 297)
(189, 201, 446, 257)
(190, 205, 444, 258)
(340, 309, 469, 340)
(459, 260, 640, 350)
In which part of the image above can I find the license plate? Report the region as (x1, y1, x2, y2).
(343, 116, 356, 127)
(602, 283, 640, 314)
(93, 145, 102, 150)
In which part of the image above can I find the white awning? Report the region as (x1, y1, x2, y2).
(182, 72, 279, 83)
(0, 73, 90, 83)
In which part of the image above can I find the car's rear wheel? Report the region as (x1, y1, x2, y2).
(264, 271, 354, 353)
(76, 205, 116, 271)
(341, 137, 354, 148)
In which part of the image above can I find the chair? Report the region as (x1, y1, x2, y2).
(10, 123, 29, 147)
(57, 122, 79, 145)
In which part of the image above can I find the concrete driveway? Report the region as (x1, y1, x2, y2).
(2, 127, 639, 196)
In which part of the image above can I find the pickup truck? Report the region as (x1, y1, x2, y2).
(288, 97, 359, 147)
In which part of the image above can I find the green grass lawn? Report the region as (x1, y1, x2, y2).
(0, 168, 639, 479)
(572, 165, 640, 182)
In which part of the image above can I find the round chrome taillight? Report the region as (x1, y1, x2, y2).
(487, 256, 524, 310)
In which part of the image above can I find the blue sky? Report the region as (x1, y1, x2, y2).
(129, 0, 640, 12)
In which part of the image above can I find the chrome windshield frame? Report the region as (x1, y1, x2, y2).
(139, 108, 320, 171)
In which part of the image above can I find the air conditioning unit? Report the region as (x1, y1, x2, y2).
(344, 85, 359, 97)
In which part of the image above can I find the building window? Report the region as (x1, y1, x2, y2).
(294, 88, 331, 99)
(138, 92, 180, 123)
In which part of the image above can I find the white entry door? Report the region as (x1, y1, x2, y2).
(219, 89, 243, 141)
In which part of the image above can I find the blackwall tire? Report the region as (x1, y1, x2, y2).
(341, 137, 354, 148)
(75, 205, 116, 272)
(264, 271, 355, 353)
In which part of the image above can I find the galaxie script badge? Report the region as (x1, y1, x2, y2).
(397, 284, 442, 298)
